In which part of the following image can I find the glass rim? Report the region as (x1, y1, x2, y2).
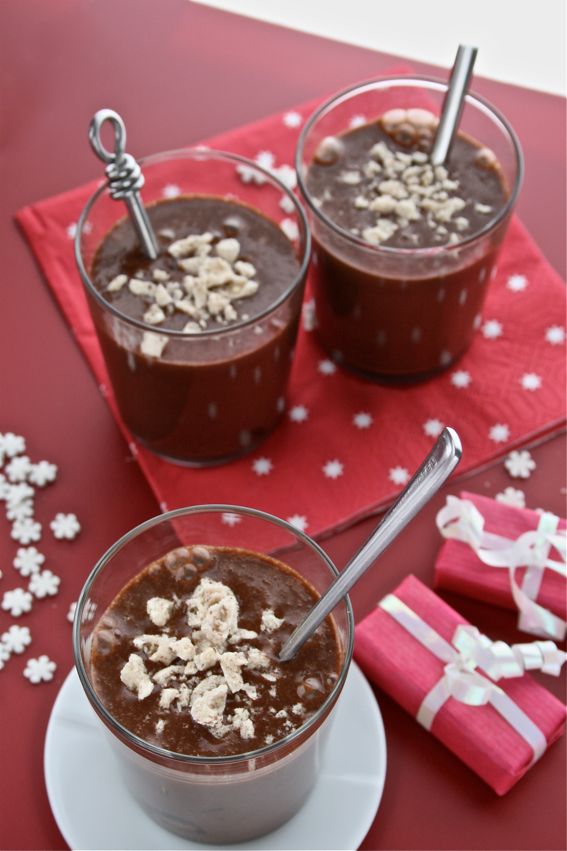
(74, 147, 312, 338)
(72, 503, 355, 766)
(295, 74, 524, 257)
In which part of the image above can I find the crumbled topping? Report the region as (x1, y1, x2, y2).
(126, 223, 267, 351)
(219, 651, 246, 692)
(232, 707, 255, 739)
(119, 576, 314, 745)
(106, 274, 128, 293)
(318, 109, 497, 247)
(246, 646, 270, 668)
(194, 646, 219, 671)
(120, 654, 154, 700)
(132, 634, 176, 665)
(261, 609, 284, 633)
(170, 636, 195, 661)
(146, 597, 174, 627)
(155, 719, 166, 734)
(190, 676, 228, 728)
(140, 332, 167, 358)
(187, 578, 239, 647)
(152, 664, 186, 686)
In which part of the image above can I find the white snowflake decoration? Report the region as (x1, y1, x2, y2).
(11, 518, 42, 544)
(252, 457, 273, 476)
(279, 194, 295, 214)
(353, 412, 373, 430)
(323, 459, 344, 480)
(280, 218, 299, 241)
(349, 114, 367, 128)
(23, 655, 56, 684)
(28, 460, 58, 487)
(5, 455, 32, 483)
(29, 570, 61, 599)
(2, 625, 31, 654)
(0, 432, 26, 458)
(50, 512, 81, 540)
(2, 588, 33, 617)
(255, 150, 275, 169)
(282, 111, 302, 128)
(423, 419, 444, 438)
(495, 486, 526, 508)
(318, 359, 336, 376)
(520, 373, 542, 391)
(451, 370, 471, 389)
(287, 514, 308, 532)
(6, 500, 34, 522)
(389, 466, 410, 486)
(545, 325, 565, 345)
(289, 405, 309, 423)
(67, 601, 77, 623)
(6, 483, 34, 505)
(13, 546, 45, 577)
(221, 512, 241, 528)
(162, 184, 181, 199)
(273, 164, 297, 191)
(489, 423, 510, 444)
(302, 299, 317, 332)
(504, 449, 536, 479)
(482, 319, 503, 340)
(506, 274, 528, 292)
(0, 643, 11, 666)
(236, 163, 267, 186)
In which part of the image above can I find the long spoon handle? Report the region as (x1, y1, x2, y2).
(430, 45, 478, 166)
(279, 427, 462, 661)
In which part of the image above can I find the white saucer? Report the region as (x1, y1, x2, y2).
(44, 662, 386, 851)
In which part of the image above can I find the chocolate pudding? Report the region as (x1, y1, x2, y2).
(303, 108, 511, 378)
(90, 544, 341, 757)
(89, 196, 304, 463)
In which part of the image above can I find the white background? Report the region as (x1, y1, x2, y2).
(194, 0, 566, 96)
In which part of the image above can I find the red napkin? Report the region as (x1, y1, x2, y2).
(16, 86, 566, 539)
(354, 574, 566, 794)
(435, 491, 566, 622)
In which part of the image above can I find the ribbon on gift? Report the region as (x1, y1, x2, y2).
(379, 594, 566, 763)
(436, 496, 567, 640)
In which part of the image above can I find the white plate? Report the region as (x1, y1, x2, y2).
(44, 663, 386, 851)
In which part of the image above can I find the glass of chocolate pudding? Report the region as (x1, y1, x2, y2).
(75, 149, 310, 464)
(296, 77, 523, 379)
(73, 505, 354, 843)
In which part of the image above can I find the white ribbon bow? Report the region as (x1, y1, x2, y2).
(436, 496, 566, 640)
(380, 594, 566, 763)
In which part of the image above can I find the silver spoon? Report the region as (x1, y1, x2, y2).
(430, 44, 478, 166)
(278, 427, 462, 662)
(88, 109, 159, 260)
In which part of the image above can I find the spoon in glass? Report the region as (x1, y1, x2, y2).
(430, 44, 478, 166)
(278, 427, 462, 662)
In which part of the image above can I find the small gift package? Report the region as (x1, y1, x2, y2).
(354, 574, 566, 794)
(435, 492, 566, 640)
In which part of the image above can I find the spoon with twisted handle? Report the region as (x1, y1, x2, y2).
(278, 427, 462, 662)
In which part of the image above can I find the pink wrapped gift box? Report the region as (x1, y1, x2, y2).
(435, 491, 566, 632)
(354, 574, 566, 794)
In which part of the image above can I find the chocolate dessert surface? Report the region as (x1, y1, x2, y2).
(306, 108, 507, 250)
(90, 545, 341, 757)
(87, 196, 304, 461)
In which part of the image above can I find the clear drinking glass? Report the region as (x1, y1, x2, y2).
(75, 149, 310, 464)
(73, 505, 354, 844)
(296, 77, 523, 379)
